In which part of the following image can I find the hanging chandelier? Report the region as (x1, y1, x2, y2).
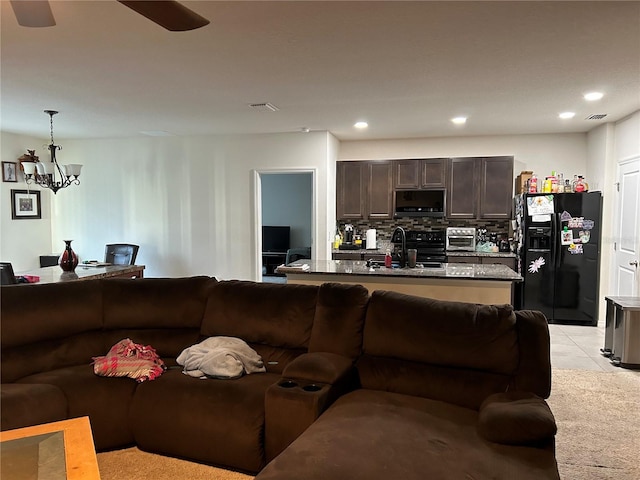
(21, 110, 82, 194)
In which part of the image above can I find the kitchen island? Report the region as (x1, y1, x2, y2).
(277, 260, 522, 305)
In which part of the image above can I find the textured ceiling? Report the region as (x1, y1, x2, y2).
(1, 1, 639, 141)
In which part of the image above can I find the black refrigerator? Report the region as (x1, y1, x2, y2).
(514, 192, 603, 325)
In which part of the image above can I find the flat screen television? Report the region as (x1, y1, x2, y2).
(262, 226, 290, 253)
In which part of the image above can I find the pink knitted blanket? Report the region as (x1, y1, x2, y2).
(93, 338, 166, 383)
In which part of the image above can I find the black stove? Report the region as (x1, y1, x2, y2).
(391, 229, 446, 263)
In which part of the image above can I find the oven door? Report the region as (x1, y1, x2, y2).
(446, 235, 475, 251)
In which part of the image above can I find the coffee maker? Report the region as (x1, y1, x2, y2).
(339, 224, 360, 250)
(343, 224, 354, 244)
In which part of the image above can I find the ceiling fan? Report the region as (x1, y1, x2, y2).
(10, 0, 210, 32)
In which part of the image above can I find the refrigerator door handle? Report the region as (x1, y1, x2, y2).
(551, 213, 558, 267)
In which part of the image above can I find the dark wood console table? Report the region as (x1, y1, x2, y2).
(17, 265, 145, 284)
(262, 252, 287, 276)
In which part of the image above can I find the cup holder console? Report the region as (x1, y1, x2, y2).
(302, 384, 322, 392)
(278, 380, 325, 394)
(279, 380, 298, 389)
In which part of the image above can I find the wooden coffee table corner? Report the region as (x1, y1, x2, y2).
(0, 416, 101, 479)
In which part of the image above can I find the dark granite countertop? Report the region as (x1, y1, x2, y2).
(446, 251, 516, 258)
(278, 260, 522, 282)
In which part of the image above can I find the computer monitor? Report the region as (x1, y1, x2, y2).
(262, 226, 290, 253)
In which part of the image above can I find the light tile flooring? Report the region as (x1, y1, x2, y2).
(549, 321, 620, 371)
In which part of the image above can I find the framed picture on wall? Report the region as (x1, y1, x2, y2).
(11, 189, 41, 220)
(2, 162, 18, 182)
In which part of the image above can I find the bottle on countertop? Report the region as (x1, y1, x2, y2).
(385, 249, 393, 268)
(574, 175, 586, 192)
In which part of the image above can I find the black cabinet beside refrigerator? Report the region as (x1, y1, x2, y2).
(514, 192, 603, 326)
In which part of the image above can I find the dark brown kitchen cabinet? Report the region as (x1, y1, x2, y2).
(394, 160, 420, 189)
(447, 157, 477, 219)
(421, 158, 447, 188)
(447, 156, 513, 219)
(336, 161, 366, 219)
(367, 161, 394, 219)
(478, 156, 513, 219)
(336, 161, 393, 220)
(394, 158, 447, 189)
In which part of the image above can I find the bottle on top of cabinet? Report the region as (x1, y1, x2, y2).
(528, 173, 538, 193)
(574, 175, 588, 192)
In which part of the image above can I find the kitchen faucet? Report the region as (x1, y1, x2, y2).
(392, 226, 407, 268)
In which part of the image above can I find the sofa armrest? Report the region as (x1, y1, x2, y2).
(265, 352, 357, 462)
(477, 391, 557, 447)
(282, 352, 354, 385)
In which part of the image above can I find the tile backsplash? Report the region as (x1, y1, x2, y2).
(339, 218, 511, 241)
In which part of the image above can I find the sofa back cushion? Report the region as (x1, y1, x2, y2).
(358, 291, 524, 410)
(200, 281, 318, 372)
(1, 281, 104, 382)
(308, 283, 369, 360)
(102, 276, 214, 358)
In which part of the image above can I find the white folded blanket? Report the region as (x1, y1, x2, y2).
(176, 336, 266, 379)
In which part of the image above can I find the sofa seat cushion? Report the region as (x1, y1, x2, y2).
(1, 383, 67, 431)
(257, 389, 560, 480)
(130, 368, 280, 473)
(16, 365, 138, 450)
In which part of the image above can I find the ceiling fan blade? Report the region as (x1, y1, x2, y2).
(10, 0, 55, 27)
(117, 1, 210, 31)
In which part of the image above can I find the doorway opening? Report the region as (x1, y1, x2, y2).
(254, 170, 314, 282)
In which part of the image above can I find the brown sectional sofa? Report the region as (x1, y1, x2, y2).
(1, 276, 559, 478)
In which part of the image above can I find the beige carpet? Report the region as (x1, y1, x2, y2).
(548, 368, 640, 480)
(97, 368, 640, 480)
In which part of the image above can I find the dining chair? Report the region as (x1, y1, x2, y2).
(285, 247, 311, 265)
(0, 262, 18, 285)
(39, 255, 59, 267)
(104, 244, 139, 265)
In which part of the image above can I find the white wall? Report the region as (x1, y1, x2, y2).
(0, 132, 53, 271)
(0, 131, 336, 280)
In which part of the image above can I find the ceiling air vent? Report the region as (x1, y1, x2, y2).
(586, 114, 607, 120)
(249, 102, 279, 112)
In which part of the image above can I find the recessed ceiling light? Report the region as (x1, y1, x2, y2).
(354, 121, 368, 129)
(584, 92, 604, 101)
(559, 112, 576, 119)
(451, 116, 467, 125)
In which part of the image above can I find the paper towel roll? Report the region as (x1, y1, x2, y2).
(366, 229, 377, 249)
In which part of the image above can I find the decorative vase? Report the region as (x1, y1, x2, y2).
(59, 240, 79, 272)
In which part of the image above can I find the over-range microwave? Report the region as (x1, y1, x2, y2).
(394, 189, 445, 218)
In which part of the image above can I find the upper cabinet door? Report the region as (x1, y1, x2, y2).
(447, 157, 478, 219)
(478, 156, 514, 219)
(394, 160, 420, 189)
(336, 161, 366, 219)
(368, 161, 394, 219)
(421, 158, 447, 188)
